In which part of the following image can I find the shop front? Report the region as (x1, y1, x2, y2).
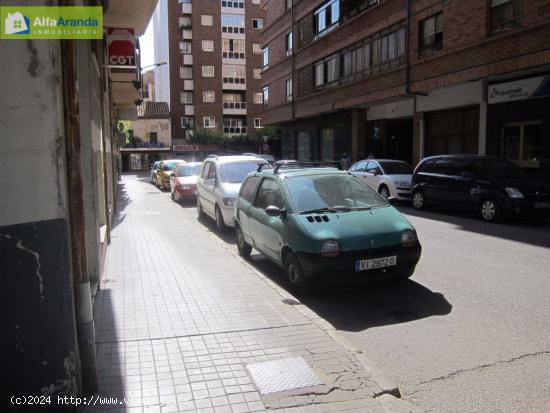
(486, 75, 550, 184)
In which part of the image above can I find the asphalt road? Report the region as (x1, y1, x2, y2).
(172, 187, 550, 413)
(292, 206, 550, 413)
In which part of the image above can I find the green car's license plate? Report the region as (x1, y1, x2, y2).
(355, 255, 397, 271)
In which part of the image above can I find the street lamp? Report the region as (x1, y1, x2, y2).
(141, 61, 167, 73)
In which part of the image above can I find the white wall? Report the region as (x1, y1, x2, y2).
(153, 0, 170, 104)
(416, 81, 483, 112)
(0, 39, 68, 226)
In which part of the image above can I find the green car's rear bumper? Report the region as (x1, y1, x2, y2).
(296, 242, 421, 282)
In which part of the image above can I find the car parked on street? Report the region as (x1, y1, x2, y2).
(150, 161, 160, 184)
(196, 155, 267, 230)
(155, 159, 185, 190)
(242, 153, 277, 164)
(170, 162, 202, 202)
(411, 154, 550, 222)
(234, 162, 422, 290)
(349, 159, 413, 201)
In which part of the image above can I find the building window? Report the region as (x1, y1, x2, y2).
(320, 128, 334, 161)
(203, 116, 216, 128)
(203, 91, 215, 102)
(254, 92, 263, 104)
(419, 13, 443, 58)
(222, 14, 245, 33)
(286, 0, 292, 10)
(180, 66, 193, 79)
(202, 40, 214, 52)
(253, 68, 262, 79)
(202, 65, 215, 77)
(254, 118, 263, 128)
(262, 46, 269, 68)
(253, 43, 262, 54)
(262, 86, 269, 106)
(314, 54, 339, 87)
(179, 41, 192, 54)
(181, 91, 193, 104)
(491, 0, 521, 33)
(201, 15, 213, 26)
(222, 38, 246, 59)
(181, 116, 194, 129)
(149, 132, 158, 145)
(252, 19, 264, 29)
(222, 64, 246, 83)
(314, 0, 340, 37)
(286, 32, 293, 55)
(502, 122, 541, 168)
(179, 16, 191, 28)
(286, 78, 293, 101)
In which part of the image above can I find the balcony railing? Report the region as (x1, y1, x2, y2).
(222, 26, 245, 34)
(223, 102, 246, 109)
(222, 51, 245, 59)
(222, 77, 246, 84)
(223, 126, 247, 134)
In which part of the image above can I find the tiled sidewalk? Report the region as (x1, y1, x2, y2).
(83, 174, 387, 413)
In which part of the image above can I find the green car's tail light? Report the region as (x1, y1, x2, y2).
(321, 240, 340, 257)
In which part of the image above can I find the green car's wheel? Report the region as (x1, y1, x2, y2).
(284, 252, 310, 292)
(236, 225, 252, 258)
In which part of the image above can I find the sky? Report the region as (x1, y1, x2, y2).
(139, 16, 155, 71)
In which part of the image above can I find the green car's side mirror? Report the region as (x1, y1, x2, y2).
(266, 206, 285, 217)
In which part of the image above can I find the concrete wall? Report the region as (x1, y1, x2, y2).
(131, 118, 172, 146)
(0, 34, 80, 395)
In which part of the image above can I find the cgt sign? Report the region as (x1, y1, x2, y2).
(107, 27, 136, 67)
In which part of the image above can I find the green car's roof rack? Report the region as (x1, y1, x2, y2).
(273, 161, 342, 174)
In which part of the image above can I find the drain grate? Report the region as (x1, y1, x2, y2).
(246, 357, 324, 395)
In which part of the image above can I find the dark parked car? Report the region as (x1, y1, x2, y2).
(411, 155, 550, 222)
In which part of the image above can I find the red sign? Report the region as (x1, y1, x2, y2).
(107, 28, 136, 67)
(173, 144, 221, 152)
(173, 145, 200, 152)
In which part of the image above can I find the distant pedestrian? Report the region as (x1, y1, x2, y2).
(340, 153, 352, 170)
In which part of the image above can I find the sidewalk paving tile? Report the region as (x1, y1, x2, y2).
(80, 175, 385, 413)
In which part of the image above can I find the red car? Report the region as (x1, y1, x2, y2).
(170, 162, 203, 202)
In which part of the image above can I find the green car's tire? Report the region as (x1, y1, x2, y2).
(236, 225, 252, 258)
(284, 252, 310, 292)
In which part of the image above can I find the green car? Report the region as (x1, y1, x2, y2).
(234, 163, 422, 290)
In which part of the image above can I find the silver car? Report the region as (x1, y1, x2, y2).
(196, 155, 267, 231)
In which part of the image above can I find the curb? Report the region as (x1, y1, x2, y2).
(377, 394, 426, 413)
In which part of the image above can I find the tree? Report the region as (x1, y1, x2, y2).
(190, 128, 225, 145)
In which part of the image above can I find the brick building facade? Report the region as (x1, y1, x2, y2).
(261, 0, 550, 183)
(167, 0, 266, 156)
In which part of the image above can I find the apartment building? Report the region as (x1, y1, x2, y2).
(261, 0, 550, 183)
(168, 0, 266, 153)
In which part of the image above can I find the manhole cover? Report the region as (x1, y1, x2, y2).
(246, 357, 324, 394)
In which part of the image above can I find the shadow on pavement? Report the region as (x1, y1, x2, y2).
(111, 181, 132, 231)
(197, 214, 238, 245)
(399, 206, 550, 249)
(248, 253, 452, 333)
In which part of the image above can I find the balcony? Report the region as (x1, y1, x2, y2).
(183, 54, 193, 65)
(184, 105, 195, 116)
(222, 77, 246, 90)
(221, 26, 245, 39)
(183, 80, 194, 90)
(223, 102, 247, 115)
(223, 126, 247, 135)
(181, 3, 192, 14)
(222, 51, 246, 64)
